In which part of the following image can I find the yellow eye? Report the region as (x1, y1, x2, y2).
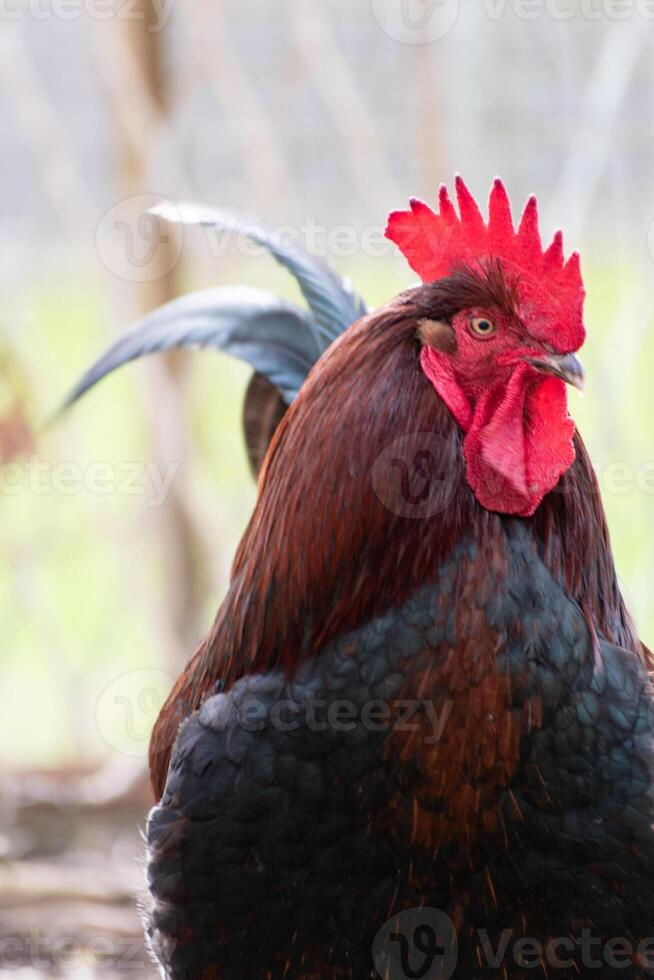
(469, 316, 496, 339)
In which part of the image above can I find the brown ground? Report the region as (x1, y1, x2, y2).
(0, 764, 159, 977)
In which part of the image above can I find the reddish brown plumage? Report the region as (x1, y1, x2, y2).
(149, 278, 641, 798)
(142, 185, 654, 980)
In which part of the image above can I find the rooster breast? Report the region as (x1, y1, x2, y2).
(144, 523, 654, 979)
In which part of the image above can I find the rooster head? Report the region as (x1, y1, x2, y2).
(386, 176, 586, 518)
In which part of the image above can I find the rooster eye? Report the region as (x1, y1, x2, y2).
(469, 316, 496, 339)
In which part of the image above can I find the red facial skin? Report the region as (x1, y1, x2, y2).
(447, 307, 544, 397)
(420, 305, 577, 517)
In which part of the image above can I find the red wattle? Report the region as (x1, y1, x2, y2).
(421, 353, 576, 516)
(464, 363, 576, 516)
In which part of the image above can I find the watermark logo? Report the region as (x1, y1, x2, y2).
(0, 0, 175, 30)
(373, 907, 458, 980)
(200, 692, 453, 744)
(371, 0, 460, 43)
(0, 457, 179, 507)
(374, 911, 654, 975)
(96, 194, 182, 283)
(482, 0, 654, 20)
(96, 668, 174, 757)
(191, 211, 391, 261)
(373, 0, 654, 34)
(0, 930, 150, 971)
(372, 433, 459, 519)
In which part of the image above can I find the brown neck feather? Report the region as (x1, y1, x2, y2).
(149, 290, 640, 796)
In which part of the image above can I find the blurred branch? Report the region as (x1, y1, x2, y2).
(413, 46, 445, 193)
(95, 3, 210, 662)
(550, 19, 647, 243)
(286, 0, 401, 213)
(183, 0, 298, 214)
(90, 15, 190, 196)
(0, 27, 95, 239)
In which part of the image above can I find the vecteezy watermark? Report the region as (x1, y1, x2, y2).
(372, 433, 654, 517)
(96, 668, 175, 757)
(0, 456, 179, 507)
(98, 196, 393, 279)
(373, 908, 654, 978)
(199, 692, 453, 745)
(191, 213, 392, 262)
(371, 0, 460, 44)
(0, 930, 149, 970)
(371, 0, 654, 42)
(481, 0, 654, 20)
(476, 929, 654, 971)
(372, 433, 461, 519)
(0, 0, 175, 30)
(550, 457, 654, 499)
(96, 194, 183, 283)
(373, 907, 458, 980)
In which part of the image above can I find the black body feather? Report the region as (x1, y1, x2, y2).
(146, 525, 654, 978)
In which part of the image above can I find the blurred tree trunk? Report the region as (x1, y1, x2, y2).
(117, 2, 205, 665)
(414, 45, 445, 196)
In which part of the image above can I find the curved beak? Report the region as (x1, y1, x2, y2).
(525, 351, 585, 391)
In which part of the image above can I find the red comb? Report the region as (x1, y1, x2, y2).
(386, 176, 585, 352)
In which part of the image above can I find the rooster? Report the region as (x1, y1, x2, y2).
(64, 178, 654, 979)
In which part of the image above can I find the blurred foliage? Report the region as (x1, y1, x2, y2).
(0, 256, 652, 768)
